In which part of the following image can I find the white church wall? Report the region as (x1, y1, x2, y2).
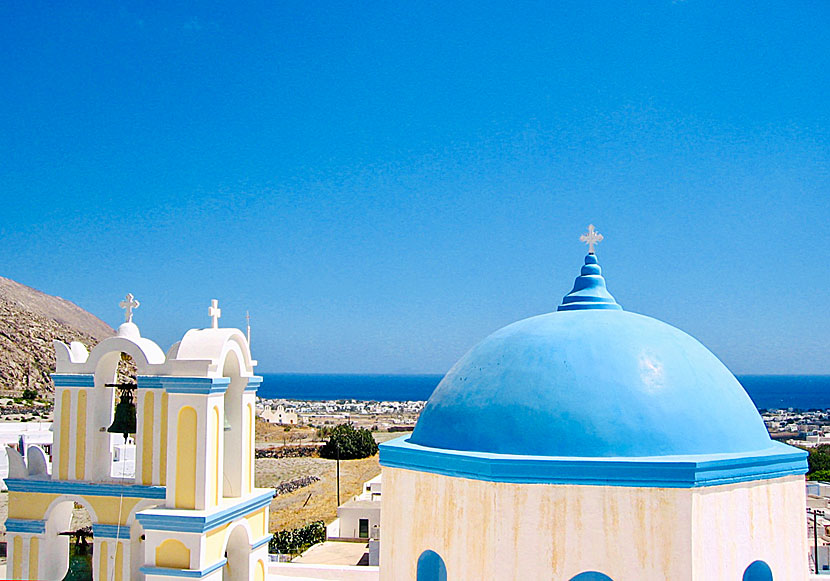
(381, 467, 805, 581)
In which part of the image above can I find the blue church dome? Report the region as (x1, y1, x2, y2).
(409, 253, 774, 458)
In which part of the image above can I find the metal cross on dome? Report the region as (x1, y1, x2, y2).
(208, 299, 222, 329)
(119, 293, 140, 323)
(580, 224, 603, 254)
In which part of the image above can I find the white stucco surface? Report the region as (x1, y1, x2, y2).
(380, 467, 807, 580)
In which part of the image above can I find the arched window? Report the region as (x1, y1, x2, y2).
(743, 560, 773, 581)
(569, 573, 614, 581)
(417, 550, 447, 581)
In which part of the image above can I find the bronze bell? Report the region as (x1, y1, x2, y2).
(106, 383, 137, 439)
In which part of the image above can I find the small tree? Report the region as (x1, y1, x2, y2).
(21, 388, 38, 401)
(319, 423, 378, 460)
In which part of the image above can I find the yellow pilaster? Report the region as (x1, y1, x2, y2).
(76, 389, 87, 480)
(142, 391, 155, 485)
(175, 406, 197, 509)
(59, 390, 71, 480)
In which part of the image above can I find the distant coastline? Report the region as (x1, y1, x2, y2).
(258, 373, 830, 409)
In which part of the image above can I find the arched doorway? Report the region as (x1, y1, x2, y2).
(569, 573, 614, 581)
(223, 525, 251, 581)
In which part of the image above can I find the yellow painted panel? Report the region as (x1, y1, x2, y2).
(59, 390, 71, 479)
(160, 392, 169, 485)
(247, 403, 254, 493)
(255, 559, 265, 581)
(206, 525, 227, 562)
(8, 492, 59, 520)
(29, 537, 39, 580)
(156, 539, 190, 569)
(247, 508, 267, 538)
(12, 536, 22, 579)
(213, 406, 220, 506)
(142, 391, 155, 485)
(76, 390, 87, 480)
(89, 496, 141, 525)
(99, 542, 109, 581)
(115, 541, 124, 581)
(176, 406, 197, 509)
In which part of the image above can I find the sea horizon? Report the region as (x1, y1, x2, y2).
(257, 373, 830, 410)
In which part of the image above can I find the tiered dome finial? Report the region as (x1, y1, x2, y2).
(558, 226, 621, 311)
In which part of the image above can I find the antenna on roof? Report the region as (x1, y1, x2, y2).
(246, 310, 251, 347)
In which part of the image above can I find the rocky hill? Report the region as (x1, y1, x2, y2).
(0, 276, 114, 395)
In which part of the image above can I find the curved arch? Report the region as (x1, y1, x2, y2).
(743, 560, 773, 581)
(41, 496, 98, 581)
(44, 494, 99, 524)
(87, 336, 165, 376)
(223, 350, 247, 498)
(174, 328, 254, 376)
(416, 550, 447, 581)
(569, 573, 614, 581)
(223, 522, 252, 581)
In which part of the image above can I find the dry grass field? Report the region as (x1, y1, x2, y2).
(256, 455, 381, 532)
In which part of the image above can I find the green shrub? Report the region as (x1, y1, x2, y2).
(268, 521, 326, 555)
(808, 445, 830, 475)
(319, 423, 378, 460)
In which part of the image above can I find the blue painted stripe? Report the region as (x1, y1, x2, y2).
(137, 489, 274, 533)
(139, 558, 227, 578)
(137, 376, 166, 389)
(244, 376, 263, 392)
(162, 376, 230, 395)
(51, 374, 95, 387)
(92, 523, 132, 539)
(5, 478, 166, 499)
(379, 438, 807, 488)
(252, 534, 271, 550)
(5, 519, 46, 534)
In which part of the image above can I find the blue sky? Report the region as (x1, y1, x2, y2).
(1, 2, 828, 374)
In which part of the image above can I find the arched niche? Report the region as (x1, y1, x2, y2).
(743, 560, 773, 581)
(417, 549, 447, 581)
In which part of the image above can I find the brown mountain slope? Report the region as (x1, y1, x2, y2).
(0, 276, 114, 394)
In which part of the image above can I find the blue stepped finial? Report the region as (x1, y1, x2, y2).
(558, 253, 622, 311)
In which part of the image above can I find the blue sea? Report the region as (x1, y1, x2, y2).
(258, 373, 830, 410)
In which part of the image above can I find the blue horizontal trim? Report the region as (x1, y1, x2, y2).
(161, 376, 230, 395)
(245, 376, 263, 392)
(379, 437, 808, 488)
(5, 478, 166, 499)
(140, 559, 226, 578)
(137, 376, 165, 389)
(51, 374, 95, 388)
(92, 523, 131, 539)
(5, 518, 46, 534)
(252, 534, 271, 550)
(137, 489, 274, 533)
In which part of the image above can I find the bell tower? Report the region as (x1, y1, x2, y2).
(4, 296, 272, 581)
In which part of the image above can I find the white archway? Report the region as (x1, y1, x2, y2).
(222, 522, 252, 581)
(40, 496, 99, 581)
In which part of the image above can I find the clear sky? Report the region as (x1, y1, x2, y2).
(1, 2, 828, 374)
